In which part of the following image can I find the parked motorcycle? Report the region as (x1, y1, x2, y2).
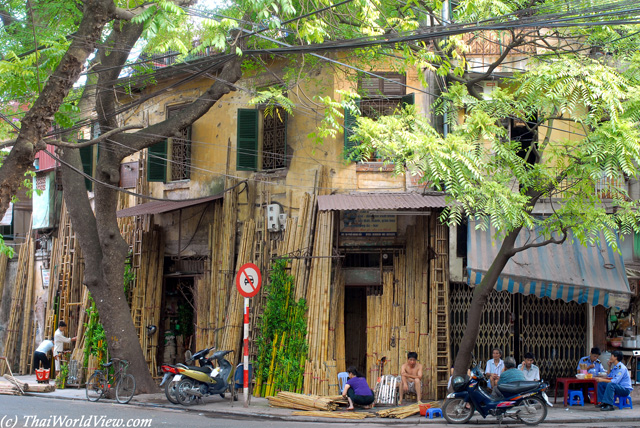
(160, 346, 215, 404)
(443, 359, 552, 426)
(175, 349, 236, 406)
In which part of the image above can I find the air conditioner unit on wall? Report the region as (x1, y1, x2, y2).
(267, 204, 281, 232)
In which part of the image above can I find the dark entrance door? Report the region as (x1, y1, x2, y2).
(158, 276, 195, 366)
(344, 287, 367, 372)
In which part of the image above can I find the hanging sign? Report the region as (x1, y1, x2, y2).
(235, 263, 262, 298)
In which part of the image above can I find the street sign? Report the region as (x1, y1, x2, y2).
(236, 263, 262, 298)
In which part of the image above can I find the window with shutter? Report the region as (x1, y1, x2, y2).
(79, 145, 95, 191)
(237, 109, 258, 171)
(147, 140, 167, 182)
(345, 73, 412, 162)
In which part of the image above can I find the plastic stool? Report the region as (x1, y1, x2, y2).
(426, 408, 442, 419)
(587, 388, 595, 404)
(568, 390, 584, 406)
(614, 394, 633, 409)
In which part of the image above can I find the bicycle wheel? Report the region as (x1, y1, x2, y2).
(115, 374, 136, 404)
(86, 372, 107, 402)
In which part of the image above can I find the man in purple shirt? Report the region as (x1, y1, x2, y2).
(342, 366, 374, 409)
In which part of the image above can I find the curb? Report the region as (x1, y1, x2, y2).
(23, 392, 640, 425)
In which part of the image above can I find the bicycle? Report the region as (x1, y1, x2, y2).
(85, 358, 136, 404)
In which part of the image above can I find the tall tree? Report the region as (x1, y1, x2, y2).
(347, 1, 640, 377)
(0, 0, 398, 391)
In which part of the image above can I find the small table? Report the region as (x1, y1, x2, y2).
(554, 377, 599, 406)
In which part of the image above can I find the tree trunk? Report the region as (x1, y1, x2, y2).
(452, 227, 522, 378)
(60, 146, 158, 393)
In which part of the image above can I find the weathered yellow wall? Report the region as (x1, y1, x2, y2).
(120, 57, 425, 221)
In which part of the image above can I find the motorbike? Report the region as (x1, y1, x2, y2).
(175, 349, 236, 406)
(160, 346, 215, 404)
(443, 359, 552, 426)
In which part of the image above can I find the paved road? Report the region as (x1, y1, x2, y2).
(1, 396, 639, 428)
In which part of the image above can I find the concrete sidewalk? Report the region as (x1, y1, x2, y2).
(13, 374, 640, 425)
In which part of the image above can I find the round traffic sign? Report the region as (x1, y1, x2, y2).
(236, 263, 262, 298)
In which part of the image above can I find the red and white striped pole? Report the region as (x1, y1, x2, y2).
(243, 297, 250, 407)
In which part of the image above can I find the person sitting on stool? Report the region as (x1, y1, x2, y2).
(595, 350, 633, 411)
(33, 338, 54, 371)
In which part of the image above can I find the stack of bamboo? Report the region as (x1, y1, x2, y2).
(2, 374, 55, 393)
(305, 211, 334, 363)
(376, 401, 440, 419)
(128, 226, 164, 376)
(291, 411, 371, 420)
(267, 391, 345, 411)
(282, 193, 317, 302)
(0, 253, 8, 305)
(195, 182, 237, 352)
(219, 218, 255, 363)
(1, 228, 34, 375)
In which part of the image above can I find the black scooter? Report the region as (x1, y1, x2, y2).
(175, 349, 236, 405)
(443, 359, 552, 426)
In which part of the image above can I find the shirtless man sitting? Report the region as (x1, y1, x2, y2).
(400, 351, 423, 404)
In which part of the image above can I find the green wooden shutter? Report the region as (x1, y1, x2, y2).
(237, 109, 258, 171)
(147, 140, 167, 182)
(344, 100, 361, 158)
(79, 145, 94, 191)
(401, 93, 415, 108)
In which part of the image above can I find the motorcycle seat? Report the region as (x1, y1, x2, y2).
(189, 366, 213, 374)
(497, 381, 541, 396)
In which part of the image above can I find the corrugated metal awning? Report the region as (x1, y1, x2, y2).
(116, 194, 223, 218)
(467, 221, 632, 309)
(318, 193, 446, 211)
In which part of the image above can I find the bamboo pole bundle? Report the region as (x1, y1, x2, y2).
(291, 411, 370, 420)
(3, 374, 55, 392)
(0, 383, 21, 395)
(267, 391, 343, 411)
(1, 230, 32, 375)
(334, 267, 346, 373)
(376, 401, 440, 419)
(219, 218, 255, 363)
(0, 253, 8, 305)
(19, 237, 36, 373)
(202, 201, 223, 349)
(290, 192, 316, 301)
(305, 211, 333, 363)
(325, 360, 339, 395)
(148, 230, 164, 375)
(212, 182, 238, 349)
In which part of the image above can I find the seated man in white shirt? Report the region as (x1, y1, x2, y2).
(517, 352, 540, 381)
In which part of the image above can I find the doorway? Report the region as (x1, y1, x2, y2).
(344, 287, 367, 372)
(158, 276, 195, 366)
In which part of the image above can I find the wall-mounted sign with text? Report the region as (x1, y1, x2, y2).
(340, 211, 397, 237)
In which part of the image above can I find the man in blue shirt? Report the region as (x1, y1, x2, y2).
(596, 350, 633, 411)
(577, 347, 604, 375)
(498, 357, 526, 386)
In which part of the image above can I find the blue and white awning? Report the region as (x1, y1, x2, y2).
(467, 222, 632, 309)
